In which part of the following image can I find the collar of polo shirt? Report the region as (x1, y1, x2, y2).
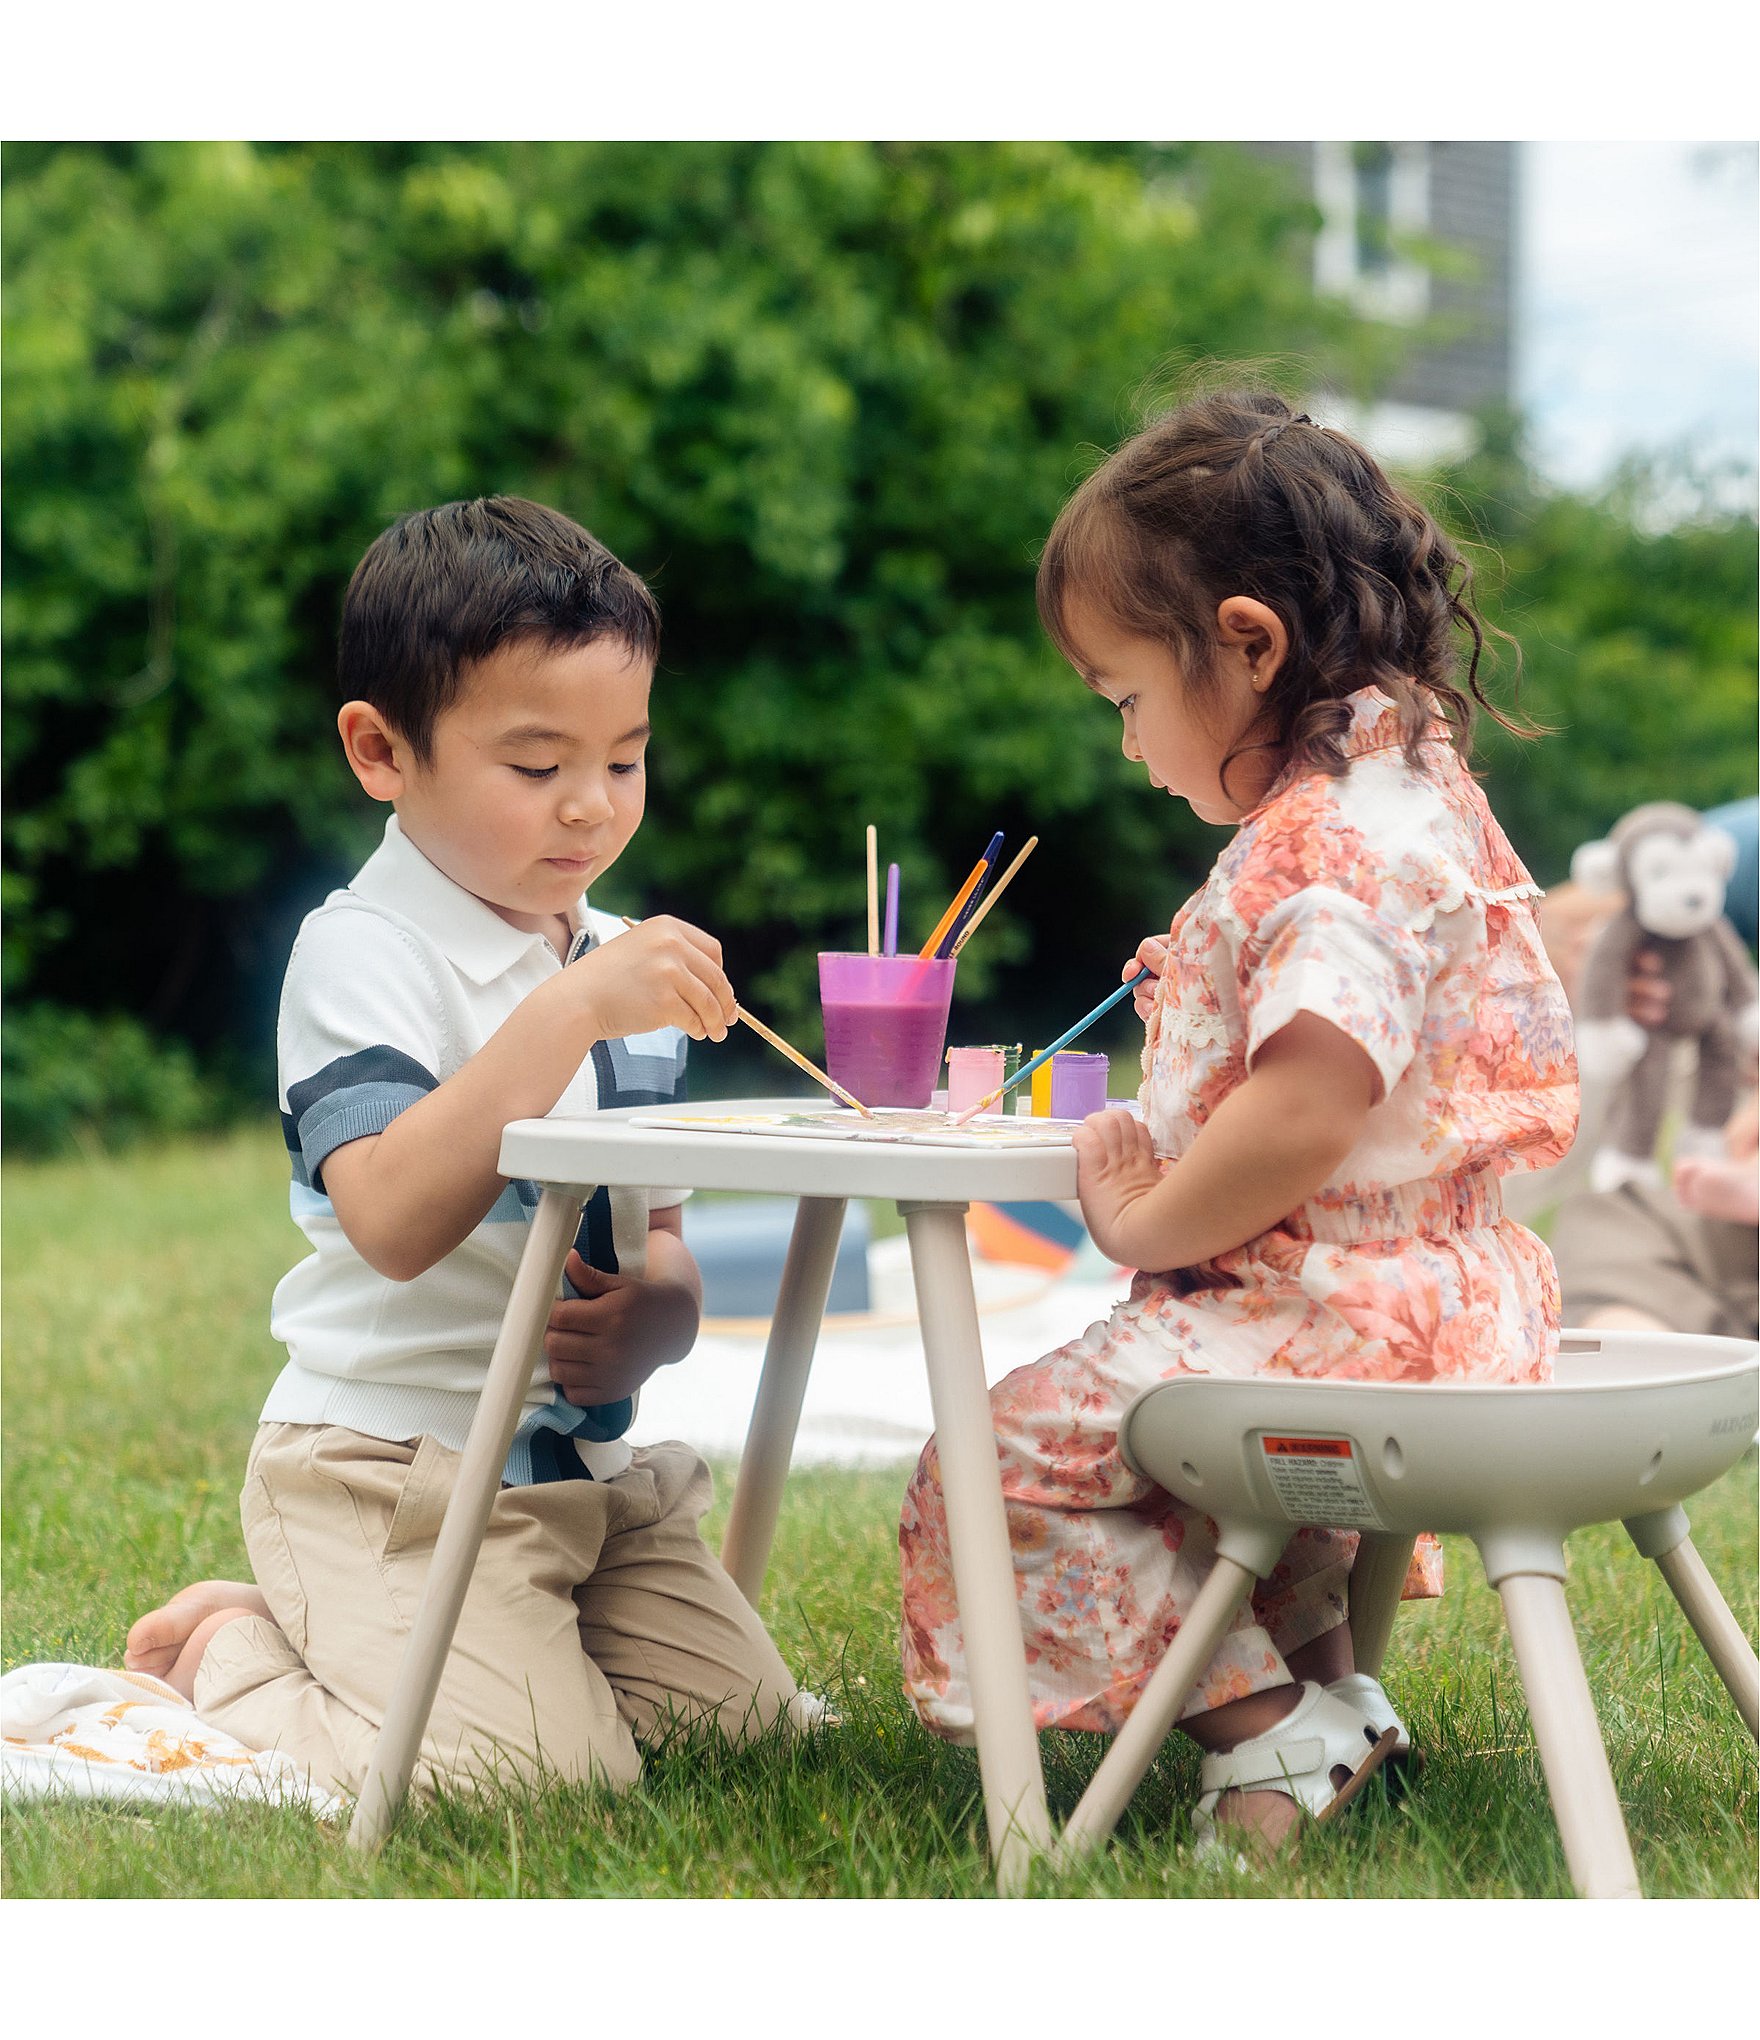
(352, 815, 592, 986)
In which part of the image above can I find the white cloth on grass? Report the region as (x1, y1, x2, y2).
(1, 1662, 344, 1817)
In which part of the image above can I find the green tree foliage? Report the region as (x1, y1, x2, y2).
(5, 139, 1380, 1139)
(1440, 421, 1758, 877)
(4, 144, 1753, 1150)
(0, 1005, 211, 1155)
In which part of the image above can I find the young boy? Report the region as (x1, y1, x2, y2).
(126, 497, 808, 1800)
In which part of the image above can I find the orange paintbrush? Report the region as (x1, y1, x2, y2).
(950, 836, 1037, 957)
(919, 841, 997, 959)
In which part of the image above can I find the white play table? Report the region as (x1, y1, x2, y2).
(350, 1096, 1081, 1888)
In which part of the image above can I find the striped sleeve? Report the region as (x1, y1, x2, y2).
(278, 907, 448, 1192)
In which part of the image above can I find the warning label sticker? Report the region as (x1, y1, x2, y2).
(1258, 1435, 1385, 1529)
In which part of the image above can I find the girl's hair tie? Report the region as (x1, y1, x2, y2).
(1257, 412, 1314, 452)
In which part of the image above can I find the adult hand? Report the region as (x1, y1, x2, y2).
(1627, 947, 1672, 1031)
(544, 1249, 701, 1405)
(1673, 1152, 1759, 1227)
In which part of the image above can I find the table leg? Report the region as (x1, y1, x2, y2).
(721, 1196, 847, 1604)
(899, 1199, 1053, 1893)
(349, 1185, 586, 1853)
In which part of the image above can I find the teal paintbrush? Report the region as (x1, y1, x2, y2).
(953, 966, 1152, 1124)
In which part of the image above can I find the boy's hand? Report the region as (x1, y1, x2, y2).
(1127, 936, 1170, 1020)
(571, 916, 736, 1043)
(1072, 1108, 1166, 1269)
(544, 1250, 701, 1406)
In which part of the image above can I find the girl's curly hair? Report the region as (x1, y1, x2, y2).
(1037, 385, 1528, 799)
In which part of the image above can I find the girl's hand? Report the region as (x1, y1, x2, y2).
(1127, 936, 1169, 1021)
(1073, 1108, 1166, 1269)
(1070, 1014, 1377, 1279)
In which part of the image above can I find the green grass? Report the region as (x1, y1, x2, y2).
(3, 1124, 1755, 1898)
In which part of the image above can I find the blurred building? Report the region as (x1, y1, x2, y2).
(1257, 141, 1518, 466)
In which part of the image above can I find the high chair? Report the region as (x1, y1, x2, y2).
(1052, 1329, 1758, 1898)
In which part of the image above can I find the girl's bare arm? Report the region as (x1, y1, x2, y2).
(1074, 1012, 1379, 1271)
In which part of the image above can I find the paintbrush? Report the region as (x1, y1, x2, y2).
(734, 1003, 875, 1117)
(937, 830, 1005, 957)
(953, 965, 1152, 1124)
(950, 836, 1038, 957)
(619, 916, 873, 1117)
(918, 836, 999, 959)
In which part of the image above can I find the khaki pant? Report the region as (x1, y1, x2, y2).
(196, 1423, 802, 1801)
(1553, 1181, 1758, 1341)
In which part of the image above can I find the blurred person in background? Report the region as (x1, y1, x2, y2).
(1539, 796, 1757, 1341)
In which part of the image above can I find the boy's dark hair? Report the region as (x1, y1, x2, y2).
(339, 496, 661, 762)
(1037, 383, 1528, 800)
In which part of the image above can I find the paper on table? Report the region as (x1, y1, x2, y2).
(631, 1107, 1089, 1149)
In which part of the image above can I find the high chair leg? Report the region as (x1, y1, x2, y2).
(1055, 1555, 1259, 1864)
(1652, 1538, 1760, 1740)
(1496, 1572, 1642, 1899)
(1346, 1533, 1415, 1680)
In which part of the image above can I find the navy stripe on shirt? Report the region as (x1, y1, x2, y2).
(282, 999, 689, 1485)
(590, 1032, 689, 1107)
(284, 1046, 439, 1191)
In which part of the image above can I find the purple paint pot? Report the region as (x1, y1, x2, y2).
(1050, 1051, 1110, 1119)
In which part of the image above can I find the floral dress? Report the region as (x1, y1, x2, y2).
(900, 688, 1578, 1738)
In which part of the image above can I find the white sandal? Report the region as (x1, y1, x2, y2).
(1191, 1680, 1401, 1856)
(1325, 1672, 1411, 1757)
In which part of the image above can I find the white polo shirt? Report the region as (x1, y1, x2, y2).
(263, 814, 690, 1482)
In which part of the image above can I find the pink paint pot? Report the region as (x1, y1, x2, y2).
(945, 1046, 1005, 1117)
(818, 953, 957, 1109)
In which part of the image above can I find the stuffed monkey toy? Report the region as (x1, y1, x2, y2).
(1571, 801, 1759, 1193)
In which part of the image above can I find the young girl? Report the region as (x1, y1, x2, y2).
(898, 388, 1577, 1854)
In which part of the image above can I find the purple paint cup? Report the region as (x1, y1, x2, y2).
(1050, 1051, 1110, 1119)
(819, 953, 957, 1108)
